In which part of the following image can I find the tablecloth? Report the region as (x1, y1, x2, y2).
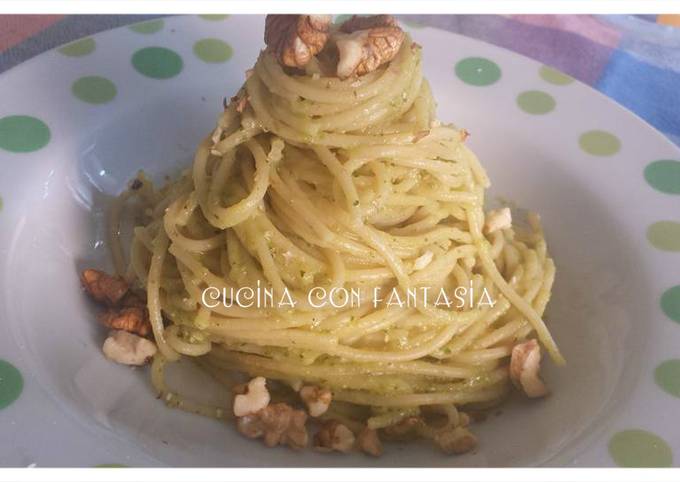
(1, 14, 679, 146)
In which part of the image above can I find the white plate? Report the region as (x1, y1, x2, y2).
(0, 15, 679, 468)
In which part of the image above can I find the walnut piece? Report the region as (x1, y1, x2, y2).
(510, 339, 549, 398)
(484, 207, 512, 234)
(264, 15, 332, 68)
(339, 14, 398, 33)
(233, 377, 271, 417)
(334, 15, 405, 79)
(433, 426, 478, 455)
(236, 402, 309, 449)
(382, 416, 423, 440)
(357, 427, 383, 457)
(99, 305, 151, 337)
(299, 385, 332, 417)
(81, 269, 128, 306)
(102, 330, 157, 365)
(82, 268, 152, 337)
(314, 420, 355, 453)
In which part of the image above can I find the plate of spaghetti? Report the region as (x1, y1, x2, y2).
(0, 15, 679, 468)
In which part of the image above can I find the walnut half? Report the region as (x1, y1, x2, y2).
(264, 15, 332, 69)
(334, 15, 405, 79)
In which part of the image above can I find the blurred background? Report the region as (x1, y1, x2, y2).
(1, 14, 679, 146)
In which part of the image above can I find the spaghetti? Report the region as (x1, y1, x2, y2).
(109, 21, 563, 453)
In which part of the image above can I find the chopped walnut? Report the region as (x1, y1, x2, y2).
(299, 385, 332, 417)
(233, 376, 271, 417)
(334, 15, 405, 79)
(102, 330, 157, 365)
(382, 416, 423, 439)
(314, 420, 355, 453)
(433, 426, 478, 455)
(236, 402, 309, 449)
(99, 306, 151, 337)
(82, 268, 151, 337)
(357, 427, 383, 457)
(510, 339, 549, 398)
(81, 269, 128, 306)
(264, 15, 332, 68)
(284, 408, 309, 449)
(484, 207, 512, 234)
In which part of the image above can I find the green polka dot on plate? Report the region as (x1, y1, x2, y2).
(199, 15, 230, 21)
(644, 159, 680, 194)
(661, 285, 680, 323)
(129, 19, 164, 34)
(455, 57, 501, 86)
(0, 115, 51, 153)
(516, 90, 556, 115)
(647, 221, 680, 251)
(655, 359, 680, 398)
(58, 38, 95, 57)
(72, 76, 117, 104)
(132, 47, 183, 79)
(193, 38, 233, 64)
(539, 65, 574, 85)
(0, 359, 23, 410)
(609, 429, 673, 467)
(579, 130, 620, 156)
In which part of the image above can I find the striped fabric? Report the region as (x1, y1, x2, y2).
(1, 14, 679, 145)
(408, 14, 680, 146)
(0, 15, 64, 51)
